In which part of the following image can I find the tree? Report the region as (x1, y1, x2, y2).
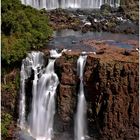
(1, 0, 52, 65)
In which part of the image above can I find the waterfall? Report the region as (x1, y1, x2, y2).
(75, 53, 88, 140)
(19, 62, 27, 129)
(19, 50, 64, 140)
(21, 0, 121, 9)
(29, 59, 58, 139)
(19, 52, 44, 129)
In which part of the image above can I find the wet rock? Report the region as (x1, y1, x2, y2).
(47, 4, 138, 34)
(72, 40, 77, 44)
(48, 9, 81, 30)
(100, 4, 112, 13)
(81, 25, 91, 33)
(122, 50, 132, 56)
(54, 53, 138, 140)
(52, 132, 73, 140)
(117, 6, 125, 13)
(18, 131, 35, 140)
(61, 72, 77, 85)
(96, 50, 105, 55)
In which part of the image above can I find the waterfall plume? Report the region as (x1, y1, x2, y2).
(21, 0, 120, 10)
(75, 53, 88, 140)
(19, 50, 64, 140)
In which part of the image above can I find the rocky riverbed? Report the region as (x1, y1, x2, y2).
(47, 4, 138, 34)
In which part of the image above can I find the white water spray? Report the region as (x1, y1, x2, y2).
(19, 63, 27, 129)
(19, 50, 64, 140)
(19, 52, 44, 129)
(75, 53, 88, 140)
(21, 0, 120, 9)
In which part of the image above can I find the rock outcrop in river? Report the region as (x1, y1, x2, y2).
(47, 6, 139, 34)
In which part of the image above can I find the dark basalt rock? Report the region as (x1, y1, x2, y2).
(117, 6, 125, 13)
(47, 2, 138, 34)
(54, 53, 138, 140)
(100, 4, 112, 13)
(122, 50, 132, 56)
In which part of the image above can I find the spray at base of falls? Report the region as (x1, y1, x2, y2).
(21, 0, 121, 10)
(75, 53, 88, 140)
(19, 50, 66, 140)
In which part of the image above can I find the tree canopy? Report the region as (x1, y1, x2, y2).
(2, 0, 52, 65)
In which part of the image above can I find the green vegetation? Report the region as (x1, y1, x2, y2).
(1, 113, 12, 139)
(100, 4, 111, 14)
(1, 69, 20, 140)
(2, 0, 53, 65)
(1, 1, 52, 139)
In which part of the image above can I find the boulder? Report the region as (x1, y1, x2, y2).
(100, 4, 112, 13)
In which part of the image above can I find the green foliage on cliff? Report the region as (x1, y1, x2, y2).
(1, 113, 12, 139)
(1, 69, 20, 140)
(2, 0, 52, 65)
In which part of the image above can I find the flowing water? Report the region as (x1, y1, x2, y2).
(19, 52, 45, 129)
(19, 50, 65, 140)
(75, 53, 88, 140)
(18, 32, 137, 140)
(29, 58, 58, 139)
(21, 0, 120, 9)
(48, 30, 138, 52)
(19, 49, 90, 140)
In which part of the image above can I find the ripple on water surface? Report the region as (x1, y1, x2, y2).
(47, 30, 138, 52)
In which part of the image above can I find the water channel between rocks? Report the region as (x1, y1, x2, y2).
(47, 29, 138, 52)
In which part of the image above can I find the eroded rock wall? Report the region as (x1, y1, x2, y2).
(54, 53, 139, 139)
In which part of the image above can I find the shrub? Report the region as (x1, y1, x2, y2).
(2, 34, 28, 64)
(2, 0, 52, 65)
(1, 113, 12, 139)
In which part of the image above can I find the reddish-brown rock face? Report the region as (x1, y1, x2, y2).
(54, 52, 139, 139)
(2, 50, 138, 140)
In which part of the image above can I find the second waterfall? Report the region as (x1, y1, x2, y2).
(75, 53, 88, 140)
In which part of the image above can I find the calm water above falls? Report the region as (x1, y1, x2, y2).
(47, 30, 138, 52)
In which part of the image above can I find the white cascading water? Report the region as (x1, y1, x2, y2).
(19, 50, 65, 140)
(19, 61, 28, 129)
(19, 51, 45, 130)
(21, 0, 121, 9)
(75, 53, 88, 140)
